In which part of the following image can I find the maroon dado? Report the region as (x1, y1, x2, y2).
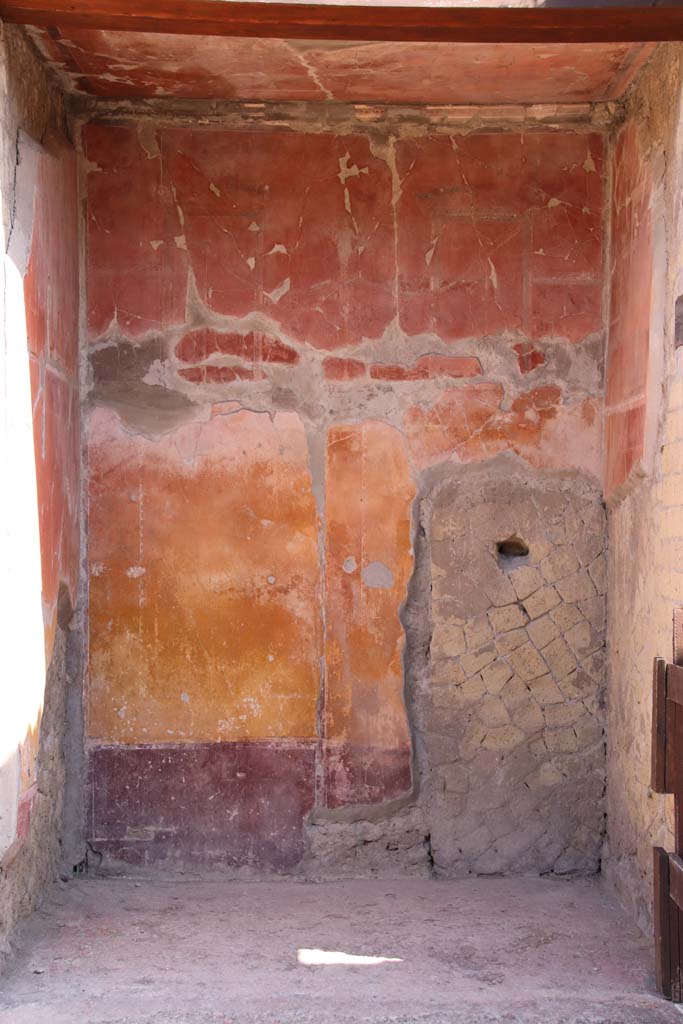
(88, 743, 316, 870)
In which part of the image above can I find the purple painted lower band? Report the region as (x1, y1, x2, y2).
(87, 741, 316, 871)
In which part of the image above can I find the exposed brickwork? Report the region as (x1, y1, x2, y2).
(419, 464, 606, 875)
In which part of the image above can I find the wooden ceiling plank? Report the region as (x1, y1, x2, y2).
(1, 1, 683, 43)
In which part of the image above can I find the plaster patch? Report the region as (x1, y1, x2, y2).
(361, 561, 394, 590)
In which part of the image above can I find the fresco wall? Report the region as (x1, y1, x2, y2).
(83, 118, 607, 871)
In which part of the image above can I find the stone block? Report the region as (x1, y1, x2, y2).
(543, 702, 585, 728)
(478, 695, 511, 728)
(550, 602, 585, 632)
(429, 686, 465, 710)
(431, 623, 466, 659)
(526, 535, 552, 564)
(459, 674, 489, 702)
(464, 614, 494, 650)
(553, 847, 595, 874)
(480, 659, 514, 694)
(578, 596, 605, 631)
(419, 701, 463, 736)
(431, 661, 466, 686)
(509, 641, 549, 681)
(481, 724, 526, 751)
(545, 727, 579, 753)
(495, 628, 529, 655)
(527, 762, 563, 788)
(510, 699, 545, 734)
(528, 673, 565, 704)
(485, 575, 518, 608)
(436, 763, 470, 794)
(501, 675, 532, 710)
(460, 644, 497, 678)
(556, 570, 597, 603)
(581, 649, 605, 681)
(574, 530, 603, 566)
(473, 847, 509, 875)
(540, 545, 580, 583)
(492, 820, 545, 861)
(564, 620, 602, 660)
(455, 823, 493, 858)
(557, 668, 594, 701)
(587, 554, 607, 595)
(509, 565, 544, 600)
(423, 464, 605, 878)
(541, 636, 576, 680)
(523, 585, 561, 619)
(527, 614, 559, 650)
(423, 731, 460, 766)
(459, 720, 488, 761)
(574, 714, 603, 749)
(488, 603, 528, 634)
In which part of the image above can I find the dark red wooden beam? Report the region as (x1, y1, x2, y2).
(1, 0, 683, 43)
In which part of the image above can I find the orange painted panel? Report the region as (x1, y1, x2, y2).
(87, 406, 321, 743)
(324, 422, 415, 804)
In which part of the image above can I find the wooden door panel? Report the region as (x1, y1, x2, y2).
(652, 611, 683, 1002)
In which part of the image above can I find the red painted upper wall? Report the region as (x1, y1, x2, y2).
(85, 124, 605, 350)
(24, 139, 81, 636)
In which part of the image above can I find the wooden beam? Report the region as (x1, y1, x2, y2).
(1, 0, 683, 43)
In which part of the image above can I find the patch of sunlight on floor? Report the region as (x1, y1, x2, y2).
(297, 948, 403, 966)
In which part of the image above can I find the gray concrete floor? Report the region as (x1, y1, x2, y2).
(0, 876, 679, 1024)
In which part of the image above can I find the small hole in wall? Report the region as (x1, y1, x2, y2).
(675, 295, 683, 349)
(496, 535, 529, 566)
